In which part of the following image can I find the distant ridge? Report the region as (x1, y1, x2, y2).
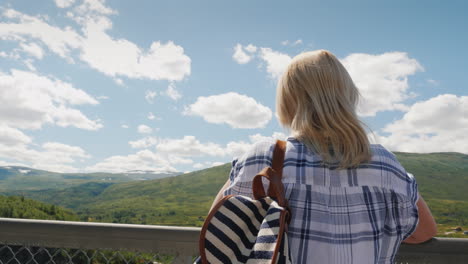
(123, 170, 181, 180)
(0, 165, 181, 192)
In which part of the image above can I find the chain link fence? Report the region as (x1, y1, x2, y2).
(0, 245, 175, 264)
(1, 243, 468, 264)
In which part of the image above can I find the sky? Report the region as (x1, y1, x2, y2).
(0, 0, 466, 173)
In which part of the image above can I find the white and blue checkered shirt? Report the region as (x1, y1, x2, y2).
(224, 137, 419, 264)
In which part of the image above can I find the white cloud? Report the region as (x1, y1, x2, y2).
(0, 8, 83, 59)
(145, 90, 157, 103)
(0, 125, 32, 146)
(0, 50, 20, 60)
(341, 52, 423, 116)
(147, 112, 156, 120)
(103, 132, 289, 173)
(114, 78, 124, 86)
(225, 132, 287, 158)
(193, 161, 224, 169)
(0, 140, 90, 173)
(121, 124, 129, 129)
(0, 160, 29, 167)
(42, 142, 90, 159)
(258, 48, 292, 80)
(96, 95, 109, 100)
(75, 0, 116, 15)
(167, 155, 193, 165)
(85, 149, 177, 173)
(129, 136, 157, 149)
(193, 163, 204, 169)
(53, 105, 103, 129)
(146, 112, 161, 121)
(225, 140, 252, 158)
(79, 23, 191, 81)
(244, 44, 257, 53)
(373, 94, 468, 153)
(137, 124, 152, 134)
(184, 92, 272, 129)
(249, 132, 287, 143)
(233, 44, 253, 64)
(150, 132, 282, 162)
(427, 79, 439, 86)
(282, 39, 303, 46)
(54, 0, 75, 8)
(23, 59, 36, 71)
(0, 69, 101, 130)
(156, 136, 225, 157)
(292, 39, 303, 46)
(0, 4, 191, 81)
(165, 83, 181, 101)
(19, 42, 44, 59)
(89, 131, 271, 172)
(211, 161, 225, 167)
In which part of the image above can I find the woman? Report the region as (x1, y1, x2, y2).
(212, 50, 437, 263)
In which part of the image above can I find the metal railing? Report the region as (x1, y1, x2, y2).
(1, 217, 467, 264)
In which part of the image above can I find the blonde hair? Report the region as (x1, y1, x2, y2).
(276, 50, 371, 168)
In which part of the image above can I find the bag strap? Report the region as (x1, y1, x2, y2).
(252, 140, 287, 207)
(272, 139, 287, 175)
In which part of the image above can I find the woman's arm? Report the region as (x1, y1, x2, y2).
(403, 193, 438, 244)
(208, 179, 231, 212)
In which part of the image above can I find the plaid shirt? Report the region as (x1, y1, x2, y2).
(224, 137, 419, 264)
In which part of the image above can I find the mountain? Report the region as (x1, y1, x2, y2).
(123, 170, 180, 180)
(0, 166, 180, 192)
(3, 152, 468, 227)
(9, 163, 229, 225)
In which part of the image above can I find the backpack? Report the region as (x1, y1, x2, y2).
(195, 140, 292, 264)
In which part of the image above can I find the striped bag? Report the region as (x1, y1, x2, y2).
(196, 140, 292, 264)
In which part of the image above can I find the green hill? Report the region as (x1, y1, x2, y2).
(14, 164, 229, 225)
(0, 195, 79, 221)
(77, 164, 230, 225)
(395, 152, 468, 229)
(395, 152, 468, 201)
(13, 182, 115, 210)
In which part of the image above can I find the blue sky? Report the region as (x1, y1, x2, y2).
(0, 0, 466, 173)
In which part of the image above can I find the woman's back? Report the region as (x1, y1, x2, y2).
(225, 137, 419, 264)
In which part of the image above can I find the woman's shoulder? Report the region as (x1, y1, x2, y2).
(232, 138, 287, 169)
(237, 139, 277, 161)
(228, 139, 277, 183)
(369, 143, 404, 167)
(367, 144, 418, 192)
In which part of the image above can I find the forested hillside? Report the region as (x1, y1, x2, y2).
(0, 195, 78, 221)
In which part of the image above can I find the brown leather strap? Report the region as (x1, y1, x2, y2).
(252, 140, 287, 207)
(271, 139, 286, 175)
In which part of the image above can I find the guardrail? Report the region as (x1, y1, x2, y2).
(1, 217, 467, 264)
